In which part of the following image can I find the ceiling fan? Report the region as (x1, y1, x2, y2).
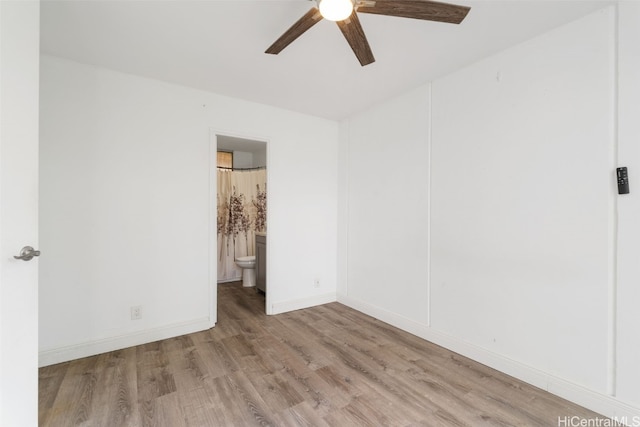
(265, 0, 471, 66)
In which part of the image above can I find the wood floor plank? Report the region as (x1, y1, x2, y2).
(264, 318, 335, 372)
(176, 385, 220, 426)
(38, 362, 70, 426)
(245, 370, 305, 413)
(90, 349, 140, 427)
(39, 281, 611, 426)
(43, 355, 100, 426)
(154, 392, 186, 427)
(273, 400, 332, 427)
(325, 393, 395, 426)
(203, 374, 256, 425)
(225, 370, 278, 426)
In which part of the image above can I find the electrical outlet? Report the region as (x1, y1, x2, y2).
(131, 305, 142, 320)
(313, 279, 320, 288)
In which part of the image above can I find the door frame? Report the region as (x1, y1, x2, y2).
(209, 129, 270, 326)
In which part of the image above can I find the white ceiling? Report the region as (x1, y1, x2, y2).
(217, 134, 267, 153)
(40, 0, 613, 121)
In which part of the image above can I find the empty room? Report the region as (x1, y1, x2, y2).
(1, 0, 639, 425)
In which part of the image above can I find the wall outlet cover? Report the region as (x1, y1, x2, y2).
(131, 306, 142, 320)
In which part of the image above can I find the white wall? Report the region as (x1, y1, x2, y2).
(253, 148, 267, 168)
(39, 56, 338, 365)
(339, 5, 640, 420)
(430, 4, 613, 393)
(232, 150, 254, 169)
(340, 86, 430, 324)
(38, 2, 640, 420)
(231, 148, 267, 169)
(615, 0, 640, 407)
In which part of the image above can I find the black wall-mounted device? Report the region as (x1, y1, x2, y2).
(617, 167, 629, 194)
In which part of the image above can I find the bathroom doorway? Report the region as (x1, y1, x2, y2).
(210, 131, 268, 324)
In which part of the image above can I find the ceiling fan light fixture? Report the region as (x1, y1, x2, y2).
(266, 0, 470, 66)
(318, 0, 354, 21)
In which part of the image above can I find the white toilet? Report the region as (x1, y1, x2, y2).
(235, 255, 256, 287)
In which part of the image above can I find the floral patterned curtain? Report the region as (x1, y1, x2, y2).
(217, 168, 267, 282)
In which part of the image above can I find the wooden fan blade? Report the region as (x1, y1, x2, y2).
(356, 0, 470, 24)
(336, 11, 375, 66)
(265, 7, 323, 55)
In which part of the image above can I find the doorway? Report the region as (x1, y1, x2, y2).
(209, 131, 268, 326)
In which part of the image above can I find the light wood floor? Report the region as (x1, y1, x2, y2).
(39, 282, 609, 426)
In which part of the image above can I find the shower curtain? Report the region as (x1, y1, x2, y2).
(217, 168, 267, 282)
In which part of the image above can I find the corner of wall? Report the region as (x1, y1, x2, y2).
(270, 292, 337, 315)
(337, 295, 640, 422)
(337, 119, 350, 297)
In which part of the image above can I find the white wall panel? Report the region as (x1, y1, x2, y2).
(615, 0, 640, 407)
(344, 85, 431, 325)
(430, 8, 614, 392)
(339, 5, 640, 419)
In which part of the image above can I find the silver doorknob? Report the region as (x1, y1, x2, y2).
(14, 246, 40, 261)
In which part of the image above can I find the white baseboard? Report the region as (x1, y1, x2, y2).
(337, 293, 640, 424)
(39, 291, 338, 366)
(39, 317, 211, 367)
(270, 292, 337, 315)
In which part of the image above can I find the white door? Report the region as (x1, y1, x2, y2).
(0, 1, 40, 425)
